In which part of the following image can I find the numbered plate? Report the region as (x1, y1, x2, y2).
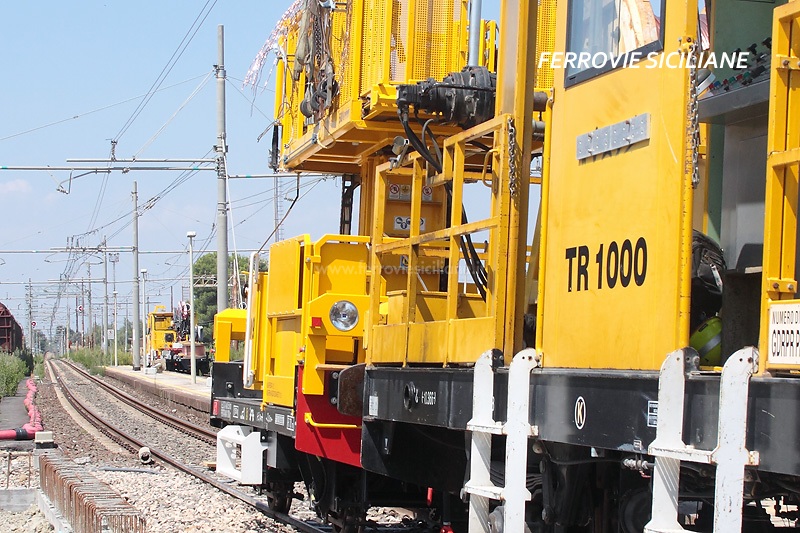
(768, 301, 800, 366)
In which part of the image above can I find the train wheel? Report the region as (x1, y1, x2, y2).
(266, 482, 293, 514)
(267, 493, 291, 514)
(488, 506, 532, 533)
(329, 508, 365, 533)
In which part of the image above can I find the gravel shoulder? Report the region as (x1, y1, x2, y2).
(6, 364, 302, 533)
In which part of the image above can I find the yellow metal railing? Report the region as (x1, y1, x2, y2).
(304, 412, 361, 430)
(367, 115, 517, 366)
(759, 1, 800, 372)
(273, 0, 493, 170)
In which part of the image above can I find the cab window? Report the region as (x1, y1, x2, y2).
(565, 0, 663, 84)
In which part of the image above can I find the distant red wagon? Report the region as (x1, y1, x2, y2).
(0, 303, 23, 353)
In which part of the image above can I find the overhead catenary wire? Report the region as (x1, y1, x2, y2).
(235, 176, 328, 226)
(134, 71, 214, 158)
(113, 0, 219, 144)
(225, 78, 273, 120)
(85, 144, 115, 233)
(256, 174, 326, 254)
(0, 75, 210, 143)
(48, 148, 215, 323)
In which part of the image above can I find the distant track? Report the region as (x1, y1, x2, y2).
(60, 359, 216, 444)
(48, 358, 328, 533)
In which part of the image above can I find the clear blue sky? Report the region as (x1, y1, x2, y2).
(0, 0, 501, 342)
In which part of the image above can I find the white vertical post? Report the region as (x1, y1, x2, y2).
(187, 231, 197, 383)
(132, 181, 141, 370)
(140, 268, 147, 368)
(110, 252, 119, 366)
(103, 237, 109, 358)
(215, 25, 229, 314)
(113, 290, 118, 367)
(467, 0, 483, 66)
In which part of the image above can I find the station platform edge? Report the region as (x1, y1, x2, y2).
(104, 366, 211, 413)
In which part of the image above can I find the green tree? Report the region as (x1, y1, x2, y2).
(192, 252, 266, 342)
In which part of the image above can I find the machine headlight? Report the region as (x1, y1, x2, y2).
(329, 300, 359, 331)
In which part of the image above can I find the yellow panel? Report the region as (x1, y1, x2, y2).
(262, 375, 295, 407)
(760, 2, 800, 371)
(369, 324, 408, 363)
(538, 0, 694, 370)
(275, 0, 479, 171)
(250, 271, 270, 390)
(267, 237, 305, 314)
(367, 119, 511, 366)
(361, 0, 389, 93)
(262, 317, 301, 407)
(314, 241, 369, 295)
(407, 321, 448, 363)
(330, 4, 352, 109)
(213, 308, 247, 363)
(448, 317, 498, 364)
(535, 0, 557, 89)
(409, 0, 460, 81)
(386, 291, 405, 324)
(392, 0, 408, 81)
(429, 291, 483, 320)
(325, 335, 357, 363)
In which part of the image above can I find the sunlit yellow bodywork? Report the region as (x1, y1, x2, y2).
(243, 235, 370, 408)
(759, 1, 800, 373)
(367, 114, 543, 365)
(363, 0, 550, 366)
(213, 308, 246, 363)
(146, 305, 175, 357)
(273, 0, 495, 173)
(240, 0, 557, 370)
(536, 0, 697, 370)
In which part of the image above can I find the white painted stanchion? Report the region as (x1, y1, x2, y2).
(464, 349, 539, 533)
(645, 347, 759, 533)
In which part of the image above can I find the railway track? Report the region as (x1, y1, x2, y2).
(59, 358, 216, 445)
(47, 358, 329, 533)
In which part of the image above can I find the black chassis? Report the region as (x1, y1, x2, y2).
(361, 365, 800, 488)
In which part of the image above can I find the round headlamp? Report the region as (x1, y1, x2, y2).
(329, 300, 359, 331)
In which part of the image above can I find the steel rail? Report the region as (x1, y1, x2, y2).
(60, 359, 216, 444)
(48, 359, 327, 533)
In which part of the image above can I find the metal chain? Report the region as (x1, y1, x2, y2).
(686, 40, 701, 189)
(508, 117, 518, 197)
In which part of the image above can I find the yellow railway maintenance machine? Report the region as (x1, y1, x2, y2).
(362, 0, 800, 530)
(210, 0, 800, 530)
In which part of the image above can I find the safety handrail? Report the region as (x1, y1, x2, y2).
(303, 412, 360, 430)
(242, 251, 259, 388)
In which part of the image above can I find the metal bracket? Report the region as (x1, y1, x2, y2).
(576, 114, 650, 160)
(767, 277, 797, 294)
(775, 54, 800, 70)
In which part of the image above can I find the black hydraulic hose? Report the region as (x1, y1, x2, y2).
(447, 184, 488, 299)
(461, 209, 489, 287)
(442, 181, 486, 300)
(421, 119, 443, 168)
(419, 119, 488, 291)
(399, 108, 442, 172)
(399, 107, 488, 300)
